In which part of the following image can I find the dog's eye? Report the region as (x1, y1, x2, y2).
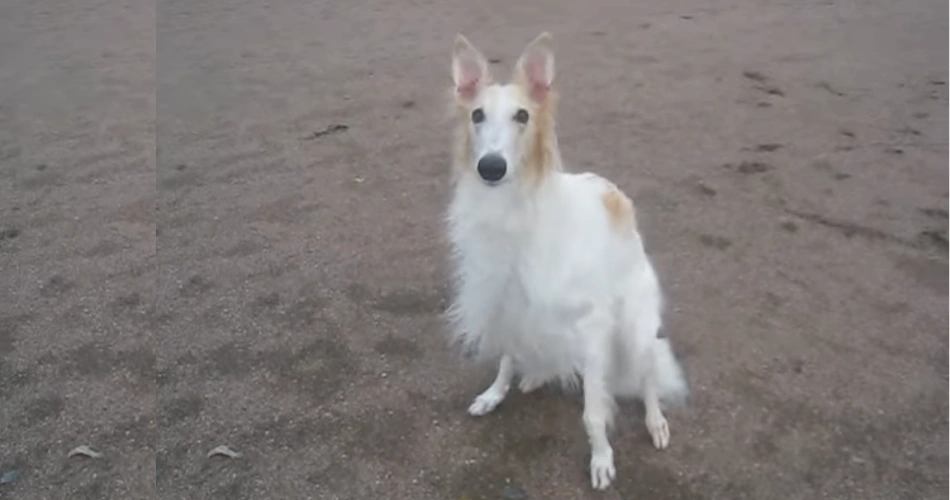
(514, 109, 529, 124)
(471, 108, 485, 124)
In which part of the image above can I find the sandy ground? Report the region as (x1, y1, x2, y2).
(0, 0, 947, 498)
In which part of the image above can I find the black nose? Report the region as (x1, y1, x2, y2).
(477, 154, 507, 182)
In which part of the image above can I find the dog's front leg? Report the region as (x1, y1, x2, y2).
(580, 309, 617, 490)
(468, 355, 514, 416)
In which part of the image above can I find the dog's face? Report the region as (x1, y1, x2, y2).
(451, 33, 557, 186)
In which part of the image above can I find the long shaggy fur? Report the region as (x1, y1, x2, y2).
(443, 32, 688, 490)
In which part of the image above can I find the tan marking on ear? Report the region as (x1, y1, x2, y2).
(602, 185, 637, 231)
(450, 101, 473, 182)
(521, 87, 561, 186)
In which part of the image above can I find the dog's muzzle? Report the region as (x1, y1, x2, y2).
(477, 154, 507, 183)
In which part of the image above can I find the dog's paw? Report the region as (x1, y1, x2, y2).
(590, 449, 616, 490)
(646, 412, 670, 450)
(518, 377, 544, 393)
(467, 391, 504, 416)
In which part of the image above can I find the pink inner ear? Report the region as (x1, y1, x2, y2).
(456, 57, 482, 100)
(523, 56, 550, 101)
(528, 84, 548, 102)
(458, 81, 478, 101)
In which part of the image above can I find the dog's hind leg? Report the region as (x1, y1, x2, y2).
(468, 355, 514, 416)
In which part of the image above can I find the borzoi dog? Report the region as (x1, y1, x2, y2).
(444, 32, 689, 490)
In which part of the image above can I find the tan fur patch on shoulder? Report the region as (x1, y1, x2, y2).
(602, 185, 636, 231)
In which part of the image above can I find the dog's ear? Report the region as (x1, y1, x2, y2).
(515, 32, 555, 103)
(452, 34, 489, 103)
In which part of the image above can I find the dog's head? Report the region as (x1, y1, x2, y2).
(450, 33, 560, 187)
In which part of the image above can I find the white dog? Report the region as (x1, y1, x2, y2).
(443, 32, 689, 490)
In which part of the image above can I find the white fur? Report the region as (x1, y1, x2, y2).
(444, 33, 688, 491)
